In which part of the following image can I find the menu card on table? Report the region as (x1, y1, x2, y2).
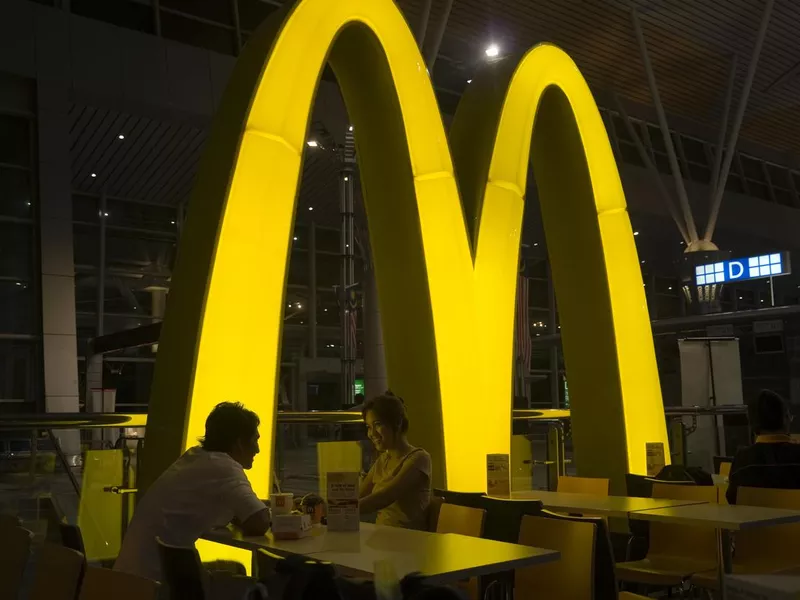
(327, 471, 360, 531)
(646, 442, 666, 478)
(487, 453, 510, 498)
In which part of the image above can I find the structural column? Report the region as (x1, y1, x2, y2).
(308, 222, 317, 359)
(363, 267, 387, 401)
(36, 20, 80, 456)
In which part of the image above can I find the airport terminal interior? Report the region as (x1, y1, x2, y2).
(4, 0, 800, 598)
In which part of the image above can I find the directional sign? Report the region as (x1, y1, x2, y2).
(695, 253, 790, 286)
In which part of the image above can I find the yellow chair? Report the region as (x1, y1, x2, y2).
(616, 483, 718, 588)
(557, 475, 610, 495)
(0, 526, 32, 600)
(316, 441, 362, 498)
(436, 503, 485, 600)
(29, 543, 85, 600)
(692, 487, 800, 590)
(78, 566, 160, 600)
(719, 461, 732, 478)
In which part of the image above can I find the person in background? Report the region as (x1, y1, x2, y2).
(115, 402, 271, 583)
(359, 392, 432, 530)
(727, 389, 800, 504)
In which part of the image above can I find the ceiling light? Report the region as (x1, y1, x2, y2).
(533, 242, 539, 247)
(308, 206, 314, 211)
(91, 173, 97, 178)
(668, 286, 672, 290)
(641, 260, 645, 264)
(293, 236, 298, 241)
(739, 297, 743, 300)
(467, 79, 472, 84)
(344, 176, 349, 181)
(485, 43, 500, 58)
(633, 231, 639, 236)
(170, 220, 176, 225)
(307, 140, 319, 147)
(118, 134, 125, 140)
(348, 125, 354, 132)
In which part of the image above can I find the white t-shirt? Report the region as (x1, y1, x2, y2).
(114, 446, 266, 582)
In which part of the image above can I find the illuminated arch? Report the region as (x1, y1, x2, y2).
(141, 0, 668, 499)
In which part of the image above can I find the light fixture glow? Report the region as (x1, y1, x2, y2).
(307, 140, 319, 147)
(118, 134, 125, 140)
(348, 125, 354, 132)
(308, 207, 313, 211)
(91, 173, 97, 178)
(467, 79, 472, 84)
(485, 43, 500, 58)
(633, 231, 639, 236)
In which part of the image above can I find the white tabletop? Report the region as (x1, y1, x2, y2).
(509, 490, 708, 519)
(629, 502, 800, 530)
(203, 523, 559, 585)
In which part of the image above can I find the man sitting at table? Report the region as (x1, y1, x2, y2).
(727, 389, 800, 504)
(115, 401, 271, 583)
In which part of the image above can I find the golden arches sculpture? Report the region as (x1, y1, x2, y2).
(140, 0, 668, 505)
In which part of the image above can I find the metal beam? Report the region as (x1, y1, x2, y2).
(709, 55, 738, 194)
(631, 8, 698, 243)
(416, 0, 433, 48)
(425, 0, 455, 72)
(612, 95, 690, 244)
(704, 0, 774, 241)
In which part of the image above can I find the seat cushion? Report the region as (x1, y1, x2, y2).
(616, 557, 717, 586)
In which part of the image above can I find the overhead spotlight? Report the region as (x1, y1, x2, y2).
(348, 125, 354, 132)
(467, 79, 472, 84)
(293, 236, 298, 241)
(344, 176, 349, 181)
(533, 242, 539, 247)
(91, 173, 97, 178)
(118, 134, 125, 140)
(297, 303, 303, 309)
(170, 220, 176, 225)
(308, 206, 314, 211)
(485, 43, 500, 58)
(668, 286, 672, 290)
(633, 231, 639, 236)
(641, 260, 645, 264)
(307, 140, 319, 148)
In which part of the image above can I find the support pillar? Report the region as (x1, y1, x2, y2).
(308, 222, 317, 359)
(37, 52, 80, 457)
(547, 263, 559, 409)
(339, 129, 356, 407)
(363, 267, 387, 401)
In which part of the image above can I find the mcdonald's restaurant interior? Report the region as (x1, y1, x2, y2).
(6, 0, 800, 598)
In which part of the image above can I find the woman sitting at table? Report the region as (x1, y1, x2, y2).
(359, 392, 432, 530)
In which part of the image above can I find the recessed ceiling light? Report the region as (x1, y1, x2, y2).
(344, 176, 349, 181)
(308, 206, 314, 211)
(641, 260, 645, 264)
(533, 242, 539, 247)
(348, 125, 354, 132)
(633, 231, 639, 236)
(307, 140, 319, 147)
(118, 134, 125, 140)
(293, 236, 298, 241)
(485, 43, 500, 58)
(467, 79, 472, 84)
(170, 220, 176, 225)
(91, 173, 97, 178)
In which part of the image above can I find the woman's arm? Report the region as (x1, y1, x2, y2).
(359, 455, 428, 514)
(360, 463, 376, 498)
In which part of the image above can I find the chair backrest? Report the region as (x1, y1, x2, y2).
(516, 513, 596, 600)
(648, 483, 718, 562)
(435, 503, 486, 538)
(557, 476, 609, 496)
(78, 567, 160, 600)
(713, 456, 734, 476)
(427, 495, 444, 532)
(734, 487, 800, 568)
(0, 526, 33, 600)
(60, 523, 87, 556)
(625, 474, 653, 498)
(29, 542, 85, 600)
(156, 537, 206, 600)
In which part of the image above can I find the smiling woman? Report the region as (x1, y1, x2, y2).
(359, 393, 432, 530)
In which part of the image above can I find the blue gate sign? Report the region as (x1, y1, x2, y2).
(695, 253, 791, 286)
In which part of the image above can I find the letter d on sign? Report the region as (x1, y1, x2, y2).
(141, 0, 668, 499)
(729, 261, 744, 280)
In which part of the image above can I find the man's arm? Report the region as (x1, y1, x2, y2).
(239, 507, 271, 536)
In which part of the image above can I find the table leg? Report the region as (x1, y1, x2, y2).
(716, 528, 732, 600)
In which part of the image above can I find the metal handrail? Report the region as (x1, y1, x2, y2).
(0, 405, 746, 431)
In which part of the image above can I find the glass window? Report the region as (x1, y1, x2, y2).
(160, 12, 236, 55)
(0, 280, 35, 333)
(740, 155, 767, 183)
(0, 115, 31, 167)
(0, 167, 33, 218)
(0, 340, 38, 402)
(681, 136, 709, 166)
(0, 222, 33, 279)
(162, 0, 234, 26)
(105, 199, 177, 233)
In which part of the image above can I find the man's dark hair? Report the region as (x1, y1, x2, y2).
(200, 402, 260, 452)
(362, 391, 409, 434)
(748, 389, 790, 434)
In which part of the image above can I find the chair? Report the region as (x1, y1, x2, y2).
(616, 483, 718, 589)
(435, 503, 486, 537)
(0, 526, 33, 600)
(78, 566, 160, 600)
(557, 476, 609, 496)
(29, 542, 85, 600)
(516, 513, 596, 599)
(692, 487, 800, 590)
(157, 537, 207, 600)
(713, 456, 734, 477)
(61, 523, 87, 556)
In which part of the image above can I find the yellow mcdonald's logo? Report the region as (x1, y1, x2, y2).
(140, 0, 668, 498)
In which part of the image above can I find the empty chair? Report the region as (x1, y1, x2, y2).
(60, 523, 87, 556)
(157, 537, 207, 600)
(29, 543, 85, 600)
(79, 566, 160, 600)
(0, 526, 33, 600)
(616, 482, 717, 590)
(692, 486, 800, 590)
(435, 503, 486, 537)
(557, 476, 610, 496)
